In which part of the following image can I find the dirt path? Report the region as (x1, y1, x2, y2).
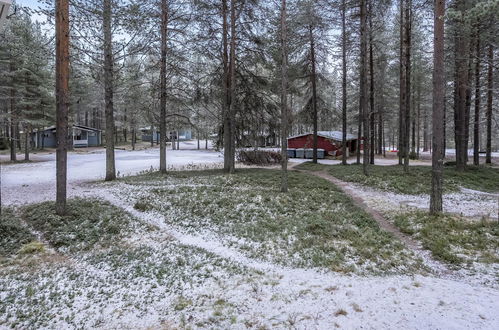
(296, 169, 453, 276)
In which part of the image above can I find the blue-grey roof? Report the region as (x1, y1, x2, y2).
(288, 131, 357, 141)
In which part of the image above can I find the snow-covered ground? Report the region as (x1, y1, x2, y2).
(1, 141, 223, 206)
(1, 143, 499, 329)
(6, 179, 499, 329)
(347, 183, 499, 221)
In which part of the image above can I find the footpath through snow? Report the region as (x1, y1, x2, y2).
(75, 183, 499, 330)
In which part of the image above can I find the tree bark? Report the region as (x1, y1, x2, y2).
(159, 0, 168, 173)
(454, 0, 469, 171)
(24, 124, 29, 161)
(131, 127, 135, 151)
(360, 0, 369, 175)
(473, 28, 481, 166)
(398, 0, 405, 165)
(280, 0, 289, 192)
(228, 0, 236, 173)
(104, 0, 116, 181)
(9, 60, 16, 162)
(55, 0, 70, 215)
(464, 35, 475, 164)
(416, 81, 421, 158)
(423, 101, 429, 152)
(485, 44, 493, 164)
(403, 0, 411, 172)
(309, 25, 318, 164)
(369, 0, 375, 165)
(430, 0, 445, 214)
(341, 0, 348, 165)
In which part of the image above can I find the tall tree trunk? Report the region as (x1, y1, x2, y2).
(16, 123, 21, 150)
(403, 0, 411, 172)
(369, 0, 375, 165)
(104, 0, 116, 181)
(377, 62, 385, 156)
(24, 124, 29, 161)
(443, 94, 446, 156)
(485, 44, 493, 164)
(473, 28, 481, 166)
(464, 36, 475, 164)
(159, 0, 168, 173)
(309, 25, 318, 164)
(222, 0, 230, 172)
(416, 81, 421, 158)
(423, 101, 429, 151)
(454, 0, 469, 171)
(430, 0, 445, 214)
(228, 0, 236, 173)
(360, 0, 369, 175)
(398, 0, 405, 165)
(55, 0, 70, 215)
(9, 60, 16, 162)
(150, 124, 154, 147)
(280, 0, 289, 192)
(131, 127, 135, 151)
(356, 116, 362, 164)
(341, 0, 348, 165)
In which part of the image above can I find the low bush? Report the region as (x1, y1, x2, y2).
(237, 150, 283, 165)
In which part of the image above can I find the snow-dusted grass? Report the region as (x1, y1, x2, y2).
(111, 169, 424, 275)
(393, 211, 499, 266)
(0, 208, 35, 258)
(2, 181, 499, 328)
(296, 163, 499, 195)
(0, 199, 255, 328)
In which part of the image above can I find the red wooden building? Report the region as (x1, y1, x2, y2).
(287, 131, 359, 157)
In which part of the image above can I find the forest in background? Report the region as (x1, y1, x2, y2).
(0, 0, 497, 169)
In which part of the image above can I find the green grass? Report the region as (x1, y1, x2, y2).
(22, 198, 137, 253)
(0, 209, 36, 258)
(117, 169, 423, 274)
(295, 163, 499, 194)
(393, 211, 499, 265)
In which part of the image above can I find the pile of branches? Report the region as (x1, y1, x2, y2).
(237, 150, 283, 166)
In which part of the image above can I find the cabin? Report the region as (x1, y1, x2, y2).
(31, 125, 102, 148)
(287, 131, 359, 157)
(241, 131, 277, 148)
(141, 128, 192, 143)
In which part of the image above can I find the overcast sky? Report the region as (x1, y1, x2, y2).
(15, 0, 49, 27)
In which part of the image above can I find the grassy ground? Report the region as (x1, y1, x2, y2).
(393, 211, 499, 266)
(0, 209, 36, 259)
(114, 169, 423, 275)
(295, 163, 499, 194)
(0, 198, 253, 328)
